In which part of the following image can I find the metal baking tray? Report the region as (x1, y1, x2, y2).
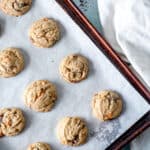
(0, 0, 149, 150)
(55, 0, 150, 149)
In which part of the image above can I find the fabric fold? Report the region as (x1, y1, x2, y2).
(98, 0, 150, 87)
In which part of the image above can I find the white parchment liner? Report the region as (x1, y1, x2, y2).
(0, 0, 149, 149)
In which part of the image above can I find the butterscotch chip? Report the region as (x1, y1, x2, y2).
(24, 80, 57, 112)
(91, 90, 123, 121)
(56, 117, 88, 146)
(27, 142, 51, 150)
(0, 108, 25, 137)
(29, 18, 60, 48)
(59, 54, 89, 83)
(0, 0, 32, 16)
(0, 124, 3, 137)
(0, 47, 24, 78)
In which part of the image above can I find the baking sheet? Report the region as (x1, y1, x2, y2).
(0, 0, 149, 150)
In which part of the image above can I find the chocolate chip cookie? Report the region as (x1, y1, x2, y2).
(0, 0, 32, 16)
(91, 90, 123, 121)
(56, 117, 88, 146)
(0, 47, 24, 78)
(0, 108, 25, 137)
(24, 80, 57, 112)
(59, 54, 89, 83)
(29, 18, 60, 48)
(27, 142, 51, 150)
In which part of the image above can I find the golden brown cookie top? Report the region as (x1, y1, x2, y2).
(24, 80, 57, 112)
(27, 142, 51, 150)
(0, 0, 32, 16)
(0, 108, 25, 137)
(57, 117, 88, 146)
(29, 18, 60, 48)
(0, 47, 24, 78)
(59, 54, 89, 83)
(92, 90, 123, 121)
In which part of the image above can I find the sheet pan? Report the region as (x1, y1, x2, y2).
(0, 0, 149, 149)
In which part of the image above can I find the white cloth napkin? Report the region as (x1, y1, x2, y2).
(97, 0, 150, 88)
(97, 0, 150, 149)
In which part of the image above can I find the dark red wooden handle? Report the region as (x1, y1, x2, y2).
(106, 111, 150, 150)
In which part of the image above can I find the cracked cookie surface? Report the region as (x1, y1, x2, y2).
(0, 47, 24, 78)
(0, 0, 32, 16)
(59, 54, 89, 83)
(91, 90, 123, 121)
(0, 108, 25, 137)
(29, 18, 60, 48)
(56, 117, 88, 146)
(27, 142, 51, 150)
(24, 80, 57, 112)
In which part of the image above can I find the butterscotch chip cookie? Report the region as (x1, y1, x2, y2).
(0, 0, 32, 16)
(56, 117, 88, 146)
(0, 108, 25, 137)
(27, 142, 51, 150)
(24, 80, 57, 112)
(59, 54, 89, 83)
(29, 18, 60, 48)
(0, 47, 24, 78)
(91, 90, 123, 121)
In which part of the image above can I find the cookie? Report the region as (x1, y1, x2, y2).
(56, 117, 88, 146)
(27, 142, 51, 150)
(29, 18, 60, 48)
(91, 90, 123, 121)
(59, 54, 89, 83)
(0, 47, 24, 78)
(24, 80, 57, 112)
(0, 0, 32, 16)
(0, 108, 25, 137)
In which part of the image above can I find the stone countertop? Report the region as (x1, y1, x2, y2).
(73, 0, 102, 32)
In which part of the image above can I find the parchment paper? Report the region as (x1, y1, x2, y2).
(0, 0, 149, 150)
